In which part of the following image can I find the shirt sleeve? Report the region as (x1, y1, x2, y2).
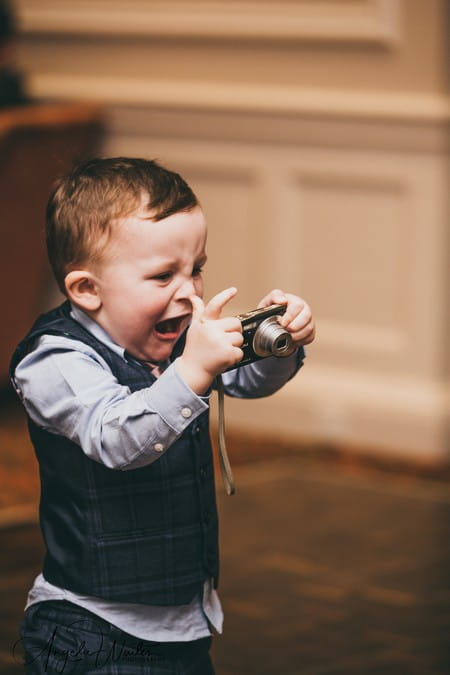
(13, 335, 209, 471)
(220, 347, 305, 398)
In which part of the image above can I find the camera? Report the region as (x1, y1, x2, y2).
(231, 304, 296, 369)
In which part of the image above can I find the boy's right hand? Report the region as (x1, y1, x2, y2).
(175, 287, 244, 394)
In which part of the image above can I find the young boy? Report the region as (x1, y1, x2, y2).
(11, 157, 315, 674)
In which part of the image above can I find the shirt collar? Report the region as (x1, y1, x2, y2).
(69, 304, 127, 361)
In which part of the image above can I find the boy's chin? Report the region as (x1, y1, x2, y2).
(129, 330, 183, 364)
(138, 341, 175, 365)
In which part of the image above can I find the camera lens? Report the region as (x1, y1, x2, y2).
(275, 336, 288, 351)
(253, 316, 296, 358)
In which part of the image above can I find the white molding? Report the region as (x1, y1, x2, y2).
(26, 73, 450, 126)
(211, 366, 450, 462)
(16, 0, 402, 46)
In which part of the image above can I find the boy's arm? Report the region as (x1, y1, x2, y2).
(13, 335, 209, 471)
(220, 346, 305, 399)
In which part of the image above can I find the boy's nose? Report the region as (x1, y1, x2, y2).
(175, 278, 197, 300)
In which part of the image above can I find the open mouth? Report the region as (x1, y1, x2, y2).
(155, 315, 188, 338)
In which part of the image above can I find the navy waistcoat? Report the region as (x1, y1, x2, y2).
(10, 302, 219, 606)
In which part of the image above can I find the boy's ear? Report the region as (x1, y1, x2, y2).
(64, 270, 102, 312)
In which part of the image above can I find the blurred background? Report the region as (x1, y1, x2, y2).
(1, 1, 449, 673)
(3, 0, 449, 463)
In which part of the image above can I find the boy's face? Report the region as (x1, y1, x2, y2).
(91, 204, 207, 363)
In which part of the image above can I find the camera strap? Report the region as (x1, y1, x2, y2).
(216, 374, 236, 496)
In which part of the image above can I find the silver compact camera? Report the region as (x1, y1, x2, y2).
(232, 304, 296, 369)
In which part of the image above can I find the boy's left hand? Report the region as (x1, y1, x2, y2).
(258, 289, 315, 347)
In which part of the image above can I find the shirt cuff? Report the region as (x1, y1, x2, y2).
(141, 361, 209, 437)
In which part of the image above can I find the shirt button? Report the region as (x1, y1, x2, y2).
(153, 443, 164, 453)
(181, 407, 192, 419)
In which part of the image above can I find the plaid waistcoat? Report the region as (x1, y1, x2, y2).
(10, 302, 219, 606)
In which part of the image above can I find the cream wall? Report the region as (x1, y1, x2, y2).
(13, 0, 450, 462)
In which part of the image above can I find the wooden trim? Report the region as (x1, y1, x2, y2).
(17, 0, 401, 46)
(0, 102, 103, 132)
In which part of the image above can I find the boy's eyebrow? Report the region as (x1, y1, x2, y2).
(142, 253, 208, 270)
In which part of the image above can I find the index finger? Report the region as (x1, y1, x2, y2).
(204, 287, 238, 320)
(189, 294, 206, 321)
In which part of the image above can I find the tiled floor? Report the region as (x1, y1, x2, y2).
(1, 455, 450, 674)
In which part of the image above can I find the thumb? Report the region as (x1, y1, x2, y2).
(204, 287, 238, 320)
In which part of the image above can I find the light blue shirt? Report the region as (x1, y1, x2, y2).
(13, 304, 303, 642)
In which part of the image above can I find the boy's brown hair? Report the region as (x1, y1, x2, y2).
(46, 156, 199, 293)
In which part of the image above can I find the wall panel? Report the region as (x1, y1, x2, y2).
(14, 0, 449, 461)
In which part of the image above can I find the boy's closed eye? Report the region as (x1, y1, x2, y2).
(151, 271, 174, 283)
(193, 255, 207, 277)
(192, 265, 204, 277)
(148, 263, 205, 283)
